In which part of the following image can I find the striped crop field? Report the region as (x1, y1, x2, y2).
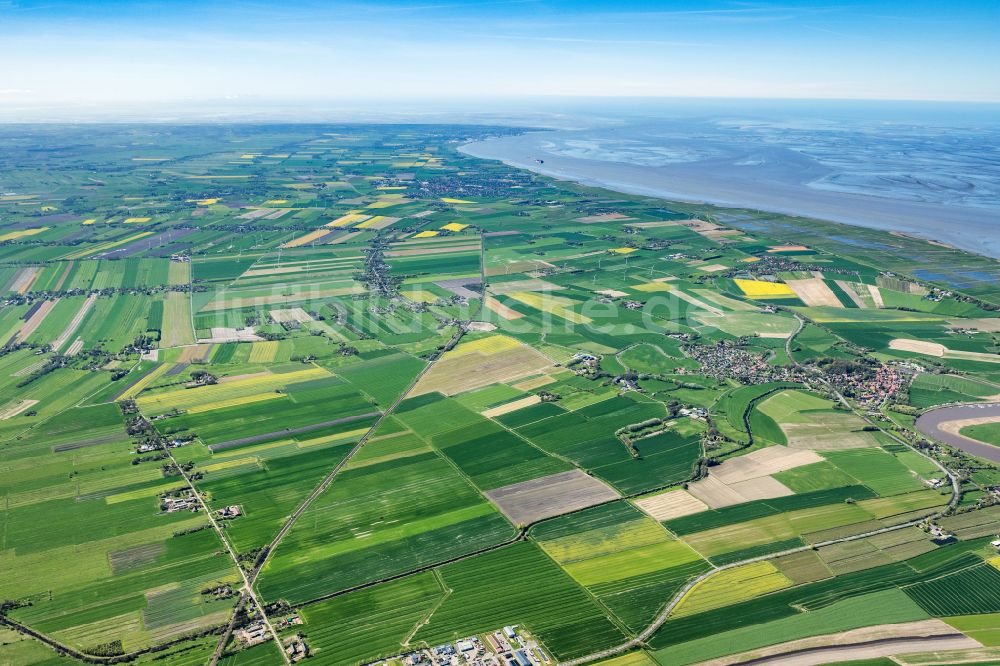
(672, 561, 793, 618)
(7, 124, 1000, 666)
(185, 391, 286, 414)
(248, 340, 280, 363)
(135, 365, 330, 413)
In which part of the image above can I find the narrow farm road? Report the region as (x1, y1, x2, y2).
(159, 447, 291, 666)
(557, 313, 961, 666)
(248, 233, 487, 589)
(233, 234, 490, 648)
(206, 271, 958, 666)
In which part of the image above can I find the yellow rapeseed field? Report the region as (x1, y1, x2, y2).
(412, 334, 552, 396)
(354, 216, 384, 229)
(118, 363, 174, 401)
(200, 457, 259, 473)
(282, 229, 329, 248)
(0, 227, 49, 241)
(610, 247, 637, 254)
(734, 278, 796, 297)
(631, 281, 674, 292)
(62, 231, 155, 260)
(136, 366, 329, 414)
(326, 212, 370, 228)
(449, 335, 523, 358)
(673, 561, 792, 617)
(441, 197, 474, 204)
(440, 222, 469, 232)
(412, 231, 439, 238)
(249, 340, 279, 363)
(505, 291, 593, 324)
(124, 217, 152, 224)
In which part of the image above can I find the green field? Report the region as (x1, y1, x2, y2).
(413, 542, 627, 660)
(256, 443, 516, 603)
(289, 573, 444, 665)
(532, 502, 709, 632)
(962, 421, 1000, 446)
(655, 589, 928, 666)
(2, 124, 999, 666)
(908, 373, 1000, 408)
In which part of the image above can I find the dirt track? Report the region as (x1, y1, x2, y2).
(698, 635, 978, 666)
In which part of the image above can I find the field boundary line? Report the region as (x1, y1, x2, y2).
(691, 630, 972, 666)
(289, 431, 711, 612)
(557, 512, 954, 666)
(247, 233, 488, 594)
(0, 613, 228, 665)
(207, 410, 379, 451)
(246, 318, 465, 584)
(403, 570, 453, 647)
(291, 527, 528, 610)
(157, 443, 290, 665)
(557, 314, 961, 666)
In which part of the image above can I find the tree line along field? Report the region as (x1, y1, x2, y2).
(1, 124, 1000, 666)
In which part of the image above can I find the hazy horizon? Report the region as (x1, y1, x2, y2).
(2, 0, 999, 119)
(3, 96, 1000, 126)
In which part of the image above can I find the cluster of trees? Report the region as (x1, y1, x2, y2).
(14, 354, 69, 388)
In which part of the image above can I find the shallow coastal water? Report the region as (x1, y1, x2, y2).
(916, 403, 1000, 463)
(462, 122, 1000, 259)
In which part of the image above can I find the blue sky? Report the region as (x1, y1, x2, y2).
(2, 0, 998, 109)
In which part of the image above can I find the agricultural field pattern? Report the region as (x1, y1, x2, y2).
(1, 125, 1000, 666)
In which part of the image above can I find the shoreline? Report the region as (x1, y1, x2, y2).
(915, 404, 1000, 464)
(460, 132, 1000, 260)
